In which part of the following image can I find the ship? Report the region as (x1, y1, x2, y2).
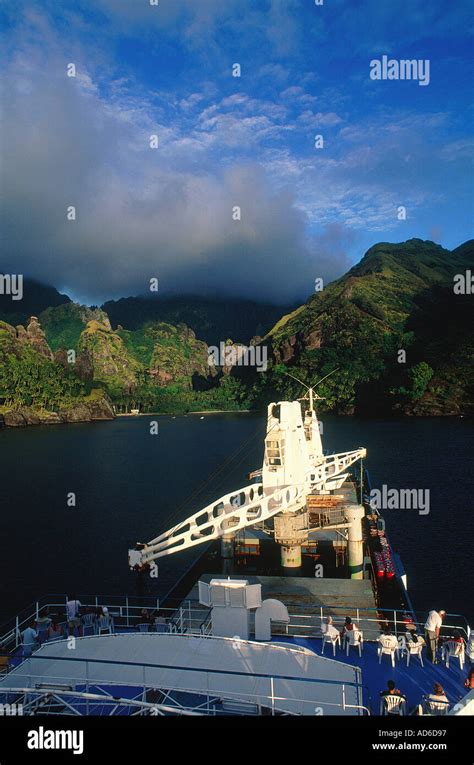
(0, 386, 472, 718)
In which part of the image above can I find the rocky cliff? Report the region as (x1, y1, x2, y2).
(245, 239, 474, 415)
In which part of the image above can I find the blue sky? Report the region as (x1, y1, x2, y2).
(1, 0, 473, 303)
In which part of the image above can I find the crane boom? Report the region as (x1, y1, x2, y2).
(128, 445, 366, 569)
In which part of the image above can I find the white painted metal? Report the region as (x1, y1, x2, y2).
(255, 599, 289, 641)
(0, 633, 364, 716)
(129, 396, 366, 568)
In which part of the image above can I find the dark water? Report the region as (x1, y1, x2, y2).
(0, 414, 473, 626)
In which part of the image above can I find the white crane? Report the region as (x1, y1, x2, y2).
(129, 377, 366, 572)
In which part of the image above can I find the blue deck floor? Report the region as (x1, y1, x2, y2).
(5, 628, 469, 716)
(276, 635, 468, 714)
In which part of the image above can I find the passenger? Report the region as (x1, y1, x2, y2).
(21, 622, 39, 657)
(423, 682, 449, 715)
(380, 681, 405, 700)
(424, 609, 445, 664)
(405, 627, 425, 646)
(341, 617, 358, 640)
(378, 629, 399, 651)
(67, 596, 83, 637)
(322, 616, 339, 640)
(140, 608, 152, 624)
(450, 629, 465, 645)
(402, 612, 416, 632)
(464, 668, 474, 690)
(48, 619, 64, 641)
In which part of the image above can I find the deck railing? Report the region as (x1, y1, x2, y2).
(0, 639, 369, 716)
(0, 594, 470, 652)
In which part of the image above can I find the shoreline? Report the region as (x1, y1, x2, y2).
(116, 409, 254, 417)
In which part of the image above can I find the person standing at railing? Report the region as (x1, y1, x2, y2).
(21, 621, 39, 657)
(67, 597, 83, 637)
(424, 610, 445, 664)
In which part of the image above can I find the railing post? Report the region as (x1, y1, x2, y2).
(342, 684, 346, 711)
(86, 661, 89, 716)
(126, 597, 129, 628)
(393, 610, 397, 637)
(15, 615, 19, 649)
(270, 677, 275, 716)
(35, 601, 39, 621)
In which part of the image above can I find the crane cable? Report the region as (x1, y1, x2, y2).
(147, 416, 280, 535)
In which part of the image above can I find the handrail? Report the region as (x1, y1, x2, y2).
(0, 643, 366, 716)
(2, 595, 470, 650)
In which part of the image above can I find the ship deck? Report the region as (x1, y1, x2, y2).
(0, 628, 467, 716)
(0, 590, 470, 716)
(277, 635, 467, 714)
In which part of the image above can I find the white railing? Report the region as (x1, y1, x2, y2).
(0, 645, 368, 716)
(1, 596, 469, 654)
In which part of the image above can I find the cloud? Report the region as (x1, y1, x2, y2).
(1, 1, 472, 305)
(0, 11, 353, 304)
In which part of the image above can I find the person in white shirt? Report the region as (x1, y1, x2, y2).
(424, 610, 445, 663)
(67, 597, 83, 637)
(21, 623, 38, 657)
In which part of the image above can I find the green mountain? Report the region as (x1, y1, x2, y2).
(1, 238, 472, 423)
(102, 294, 293, 346)
(39, 303, 111, 352)
(0, 317, 114, 426)
(244, 239, 474, 415)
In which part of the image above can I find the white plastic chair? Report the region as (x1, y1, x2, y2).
(378, 636, 399, 667)
(422, 695, 450, 716)
(137, 623, 150, 633)
(81, 613, 96, 636)
(379, 694, 406, 716)
(405, 638, 424, 667)
(97, 615, 113, 635)
(442, 640, 465, 670)
(346, 629, 364, 657)
(321, 631, 340, 656)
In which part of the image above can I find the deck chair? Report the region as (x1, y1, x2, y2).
(442, 640, 465, 670)
(405, 638, 424, 667)
(378, 637, 399, 667)
(345, 629, 364, 657)
(137, 623, 150, 633)
(422, 695, 450, 716)
(81, 613, 96, 636)
(97, 615, 113, 635)
(380, 694, 406, 716)
(321, 631, 340, 656)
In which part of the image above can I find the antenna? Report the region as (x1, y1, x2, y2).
(283, 368, 339, 412)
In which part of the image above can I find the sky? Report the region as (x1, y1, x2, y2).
(0, 0, 473, 305)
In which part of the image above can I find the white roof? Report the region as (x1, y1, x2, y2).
(1, 634, 363, 715)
